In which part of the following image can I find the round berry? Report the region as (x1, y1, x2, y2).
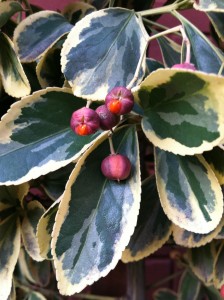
(220, 285, 224, 298)
(96, 105, 119, 130)
(101, 154, 131, 181)
(70, 107, 100, 136)
(171, 62, 196, 71)
(105, 86, 134, 115)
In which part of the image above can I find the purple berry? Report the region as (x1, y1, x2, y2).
(172, 62, 196, 71)
(96, 105, 119, 130)
(101, 154, 131, 181)
(105, 86, 134, 115)
(70, 107, 100, 136)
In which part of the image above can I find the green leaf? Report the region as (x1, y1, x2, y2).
(204, 147, 224, 185)
(188, 243, 216, 285)
(155, 148, 223, 234)
(178, 270, 201, 300)
(0, 1, 24, 28)
(156, 35, 181, 68)
(27, 292, 47, 300)
(13, 11, 73, 62)
(214, 242, 224, 288)
(0, 88, 105, 185)
(37, 198, 60, 259)
(173, 11, 224, 74)
(52, 126, 141, 295)
(62, 2, 96, 25)
(207, 12, 224, 41)
(203, 285, 223, 300)
(122, 176, 172, 262)
(173, 217, 224, 248)
(61, 8, 148, 100)
(7, 279, 16, 300)
(41, 163, 75, 200)
(0, 32, 31, 98)
(36, 38, 65, 89)
(90, 0, 109, 9)
(136, 69, 224, 155)
(153, 289, 177, 300)
(18, 247, 51, 288)
(194, 0, 224, 11)
(21, 201, 45, 261)
(0, 215, 20, 300)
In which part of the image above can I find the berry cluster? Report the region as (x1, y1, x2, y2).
(70, 86, 134, 181)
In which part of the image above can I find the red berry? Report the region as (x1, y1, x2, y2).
(70, 107, 100, 136)
(96, 105, 119, 130)
(172, 62, 196, 71)
(105, 86, 134, 115)
(220, 285, 224, 298)
(101, 154, 131, 181)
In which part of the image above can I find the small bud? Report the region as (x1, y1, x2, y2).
(96, 105, 119, 130)
(101, 154, 131, 181)
(172, 62, 196, 71)
(220, 285, 224, 298)
(70, 107, 100, 136)
(105, 86, 134, 115)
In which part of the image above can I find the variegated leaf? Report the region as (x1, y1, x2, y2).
(13, 11, 73, 62)
(0, 1, 24, 28)
(0, 32, 31, 98)
(62, 2, 96, 24)
(0, 216, 20, 300)
(214, 242, 224, 288)
(36, 39, 65, 89)
(156, 35, 181, 68)
(188, 243, 216, 285)
(18, 247, 51, 287)
(155, 148, 223, 234)
(146, 58, 164, 75)
(41, 163, 75, 200)
(0, 88, 104, 185)
(7, 279, 16, 300)
(27, 292, 47, 300)
(194, 0, 224, 11)
(89, 0, 109, 9)
(135, 69, 224, 155)
(203, 285, 223, 299)
(173, 11, 224, 74)
(37, 198, 60, 259)
(178, 270, 201, 300)
(173, 217, 224, 248)
(204, 147, 224, 185)
(122, 176, 172, 263)
(61, 8, 148, 100)
(153, 289, 177, 300)
(207, 12, 224, 41)
(21, 201, 45, 261)
(52, 126, 141, 295)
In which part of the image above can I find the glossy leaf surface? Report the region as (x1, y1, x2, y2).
(0, 1, 24, 28)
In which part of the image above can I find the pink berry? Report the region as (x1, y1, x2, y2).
(96, 105, 119, 130)
(101, 154, 131, 181)
(220, 285, 224, 298)
(105, 86, 134, 115)
(70, 107, 100, 136)
(172, 62, 196, 71)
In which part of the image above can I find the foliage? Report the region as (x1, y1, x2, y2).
(0, 0, 224, 298)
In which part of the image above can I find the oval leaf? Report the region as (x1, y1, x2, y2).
(173, 217, 224, 248)
(0, 1, 24, 28)
(52, 126, 141, 295)
(13, 11, 73, 62)
(136, 69, 224, 155)
(0, 32, 30, 98)
(21, 201, 45, 261)
(207, 12, 224, 41)
(178, 270, 201, 300)
(155, 148, 223, 234)
(153, 289, 177, 300)
(156, 35, 181, 68)
(0, 87, 104, 185)
(61, 8, 148, 100)
(194, 0, 224, 11)
(122, 176, 172, 263)
(37, 198, 60, 259)
(62, 2, 96, 24)
(188, 243, 216, 285)
(0, 216, 20, 300)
